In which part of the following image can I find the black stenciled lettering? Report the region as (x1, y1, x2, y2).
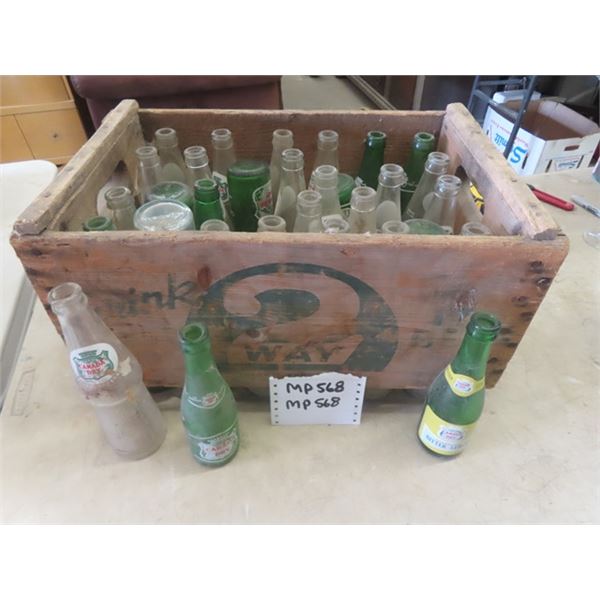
(246, 345, 280, 362)
(141, 291, 164, 308)
(166, 274, 198, 309)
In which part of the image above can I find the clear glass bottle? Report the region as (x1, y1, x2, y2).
(48, 282, 166, 460)
(417, 312, 501, 456)
(375, 163, 407, 229)
(321, 214, 350, 233)
(105, 186, 136, 230)
(274, 148, 306, 232)
(312, 164, 343, 217)
(148, 181, 193, 209)
(154, 127, 187, 183)
(356, 131, 386, 189)
(348, 186, 378, 233)
(309, 130, 340, 189)
(403, 151, 450, 220)
(258, 215, 287, 232)
(184, 146, 212, 187)
(337, 172, 356, 216)
(83, 216, 115, 231)
(135, 145, 163, 203)
(179, 321, 240, 467)
(293, 190, 323, 233)
(200, 219, 230, 231)
(401, 131, 436, 212)
(134, 198, 195, 231)
(211, 128, 237, 219)
(461, 221, 493, 236)
(381, 220, 410, 234)
(270, 129, 294, 201)
(423, 174, 462, 230)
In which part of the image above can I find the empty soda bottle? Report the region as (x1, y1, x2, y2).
(401, 132, 436, 212)
(155, 127, 187, 183)
(417, 312, 501, 456)
(49, 282, 166, 460)
(184, 146, 212, 187)
(374, 163, 407, 229)
(312, 164, 343, 217)
(179, 322, 240, 467)
(356, 131, 386, 189)
(422, 174, 462, 231)
(293, 190, 323, 233)
(228, 159, 270, 231)
(135, 145, 163, 203)
(274, 148, 306, 231)
(348, 186, 378, 233)
(211, 128, 237, 215)
(193, 179, 224, 230)
(83, 216, 115, 231)
(403, 151, 450, 220)
(270, 129, 294, 201)
(105, 186, 136, 230)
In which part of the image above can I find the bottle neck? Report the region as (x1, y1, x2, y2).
(182, 343, 217, 376)
(451, 334, 493, 379)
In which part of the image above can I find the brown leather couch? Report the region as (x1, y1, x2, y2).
(69, 76, 283, 131)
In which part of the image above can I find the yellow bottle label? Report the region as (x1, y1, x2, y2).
(444, 365, 484, 397)
(418, 405, 476, 456)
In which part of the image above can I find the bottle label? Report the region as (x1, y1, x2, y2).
(70, 343, 119, 384)
(185, 385, 228, 409)
(187, 420, 239, 464)
(418, 405, 476, 456)
(213, 171, 230, 204)
(354, 175, 366, 187)
(253, 181, 274, 219)
(444, 365, 484, 397)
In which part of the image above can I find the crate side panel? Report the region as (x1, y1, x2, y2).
(12, 231, 569, 390)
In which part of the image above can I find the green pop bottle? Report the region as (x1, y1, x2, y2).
(227, 160, 270, 232)
(193, 179, 224, 229)
(179, 322, 240, 467)
(417, 312, 501, 456)
(401, 132, 436, 212)
(356, 131, 386, 189)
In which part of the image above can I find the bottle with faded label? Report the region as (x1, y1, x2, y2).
(211, 128, 237, 221)
(179, 322, 240, 467)
(417, 312, 501, 456)
(274, 148, 306, 231)
(154, 127, 187, 184)
(49, 282, 166, 460)
(356, 131, 386, 189)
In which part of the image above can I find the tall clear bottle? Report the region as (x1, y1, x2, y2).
(270, 129, 294, 201)
(135, 146, 163, 203)
(49, 283, 166, 460)
(179, 322, 240, 467)
(293, 190, 323, 233)
(184, 146, 212, 187)
(309, 130, 340, 188)
(154, 127, 187, 183)
(417, 312, 501, 456)
(356, 131, 386, 189)
(274, 148, 306, 232)
(401, 131, 436, 212)
(313, 164, 343, 217)
(348, 186, 378, 233)
(374, 163, 407, 229)
(211, 128, 237, 221)
(422, 174, 462, 230)
(403, 151, 450, 220)
(105, 186, 136, 230)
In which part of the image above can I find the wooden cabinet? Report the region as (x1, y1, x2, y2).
(0, 76, 87, 165)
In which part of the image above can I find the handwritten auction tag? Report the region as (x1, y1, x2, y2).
(269, 372, 366, 426)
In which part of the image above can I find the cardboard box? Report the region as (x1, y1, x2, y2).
(483, 99, 600, 176)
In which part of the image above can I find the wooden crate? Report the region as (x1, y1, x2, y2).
(10, 100, 569, 391)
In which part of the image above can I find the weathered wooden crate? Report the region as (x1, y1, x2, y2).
(10, 100, 569, 391)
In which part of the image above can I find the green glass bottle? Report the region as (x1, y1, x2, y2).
(401, 132, 436, 212)
(179, 322, 240, 467)
(417, 312, 501, 456)
(193, 179, 224, 229)
(83, 216, 115, 231)
(227, 160, 270, 232)
(356, 131, 386, 189)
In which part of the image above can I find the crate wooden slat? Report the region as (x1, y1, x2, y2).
(10, 100, 569, 391)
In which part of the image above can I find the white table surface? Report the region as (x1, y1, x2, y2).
(1, 168, 598, 524)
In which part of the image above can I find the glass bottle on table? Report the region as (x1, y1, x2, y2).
(348, 186, 378, 233)
(423, 174, 462, 231)
(356, 131, 386, 189)
(401, 131, 436, 213)
(227, 159, 270, 231)
(83, 216, 115, 231)
(403, 151, 450, 220)
(154, 127, 187, 183)
(193, 179, 224, 230)
(274, 148, 306, 232)
(48, 282, 166, 460)
(258, 215, 287, 232)
(270, 129, 294, 201)
(105, 186, 136, 230)
(211, 128, 237, 219)
(417, 311, 501, 456)
(179, 321, 240, 467)
(375, 163, 407, 229)
(312, 164, 343, 217)
(135, 146, 163, 203)
(184, 146, 212, 187)
(293, 190, 323, 233)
